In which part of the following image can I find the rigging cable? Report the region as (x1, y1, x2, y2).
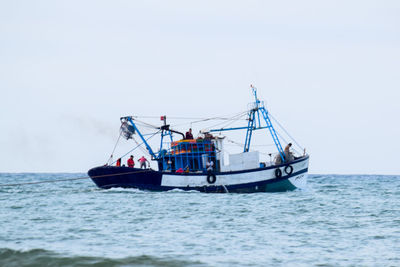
(166, 111, 249, 128)
(274, 129, 301, 155)
(132, 135, 152, 158)
(109, 130, 161, 165)
(206, 111, 248, 130)
(107, 130, 123, 165)
(215, 113, 248, 131)
(132, 119, 160, 129)
(223, 138, 278, 161)
(225, 138, 275, 148)
(132, 112, 247, 120)
(269, 113, 304, 150)
(190, 111, 247, 125)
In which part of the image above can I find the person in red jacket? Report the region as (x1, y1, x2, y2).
(127, 155, 135, 168)
(138, 156, 149, 169)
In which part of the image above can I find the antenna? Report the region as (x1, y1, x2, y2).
(250, 84, 260, 108)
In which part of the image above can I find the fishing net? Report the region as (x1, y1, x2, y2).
(120, 121, 135, 140)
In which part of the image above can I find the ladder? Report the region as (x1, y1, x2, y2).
(260, 107, 285, 162)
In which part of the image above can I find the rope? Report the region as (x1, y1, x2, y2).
(131, 136, 154, 166)
(211, 114, 247, 132)
(160, 111, 249, 128)
(133, 114, 247, 120)
(132, 136, 148, 155)
(206, 111, 247, 130)
(224, 143, 275, 147)
(0, 169, 153, 187)
(107, 131, 122, 165)
(0, 176, 90, 187)
(225, 138, 244, 147)
(274, 130, 301, 155)
(132, 119, 160, 129)
(190, 112, 247, 125)
(225, 138, 276, 154)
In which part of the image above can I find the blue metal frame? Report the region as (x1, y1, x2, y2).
(260, 108, 285, 161)
(209, 86, 286, 162)
(159, 130, 173, 155)
(125, 117, 157, 159)
(244, 111, 255, 152)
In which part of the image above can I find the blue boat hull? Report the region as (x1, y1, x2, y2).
(88, 156, 309, 193)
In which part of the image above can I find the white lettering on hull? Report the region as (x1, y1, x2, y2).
(288, 173, 308, 189)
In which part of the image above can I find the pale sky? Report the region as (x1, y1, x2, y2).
(1, 0, 399, 174)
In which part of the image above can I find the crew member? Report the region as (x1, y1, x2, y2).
(167, 160, 172, 171)
(284, 143, 293, 162)
(127, 155, 135, 168)
(206, 160, 214, 174)
(116, 158, 121, 167)
(138, 156, 149, 169)
(185, 128, 194, 139)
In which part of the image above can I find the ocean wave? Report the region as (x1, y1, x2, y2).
(0, 248, 205, 267)
(96, 187, 146, 195)
(165, 188, 201, 193)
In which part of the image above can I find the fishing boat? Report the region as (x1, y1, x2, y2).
(88, 86, 309, 193)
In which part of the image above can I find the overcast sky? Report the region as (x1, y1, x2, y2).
(1, 0, 399, 174)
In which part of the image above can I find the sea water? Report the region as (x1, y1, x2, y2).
(0, 173, 399, 266)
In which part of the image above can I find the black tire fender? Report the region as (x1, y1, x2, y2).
(275, 168, 282, 178)
(207, 173, 216, 184)
(285, 165, 293, 175)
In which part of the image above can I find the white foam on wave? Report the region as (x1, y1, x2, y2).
(165, 188, 201, 193)
(104, 187, 144, 193)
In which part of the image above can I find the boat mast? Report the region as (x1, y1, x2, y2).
(243, 87, 259, 152)
(210, 86, 286, 162)
(246, 86, 285, 161)
(159, 115, 174, 154)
